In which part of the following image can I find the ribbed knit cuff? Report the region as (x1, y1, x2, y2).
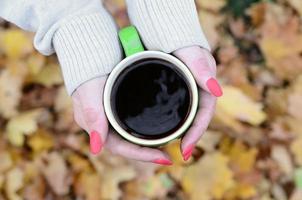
(126, 0, 211, 53)
(53, 11, 122, 95)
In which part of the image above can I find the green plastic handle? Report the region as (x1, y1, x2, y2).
(119, 26, 145, 57)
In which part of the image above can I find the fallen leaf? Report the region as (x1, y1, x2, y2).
(27, 129, 54, 154)
(196, 131, 222, 152)
(0, 69, 23, 118)
(5, 167, 24, 200)
(216, 86, 267, 126)
(31, 64, 63, 87)
(0, 29, 33, 59)
(38, 152, 71, 195)
(199, 11, 224, 49)
(271, 145, 293, 177)
(197, 0, 226, 12)
(0, 152, 12, 173)
(287, 0, 302, 17)
(75, 171, 102, 200)
(6, 109, 44, 147)
(227, 140, 258, 173)
(182, 152, 234, 200)
(259, 4, 302, 80)
(291, 136, 302, 166)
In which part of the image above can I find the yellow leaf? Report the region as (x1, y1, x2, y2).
(27, 53, 45, 75)
(31, 64, 63, 87)
(182, 152, 234, 200)
(75, 172, 102, 200)
(0, 29, 33, 59)
(5, 167, 24, 200)
(0, 152, 13, 173)
(227, 141, 258, 173)
(216, 86, 266, 126)
(0, 69, 22, 118)
(165, 140, 186, 164)
(197, 0, 226, 11)
(0, 175, 3, 190)
(291, 136, 302, 166)
(27, 129, 54, 154)
(67, 153, 92, 172)
(6, 109, 44, 147)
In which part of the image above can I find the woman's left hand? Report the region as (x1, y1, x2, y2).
(173, 46, 223, 161)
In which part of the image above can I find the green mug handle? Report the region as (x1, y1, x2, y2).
(118, 26, 145, 57)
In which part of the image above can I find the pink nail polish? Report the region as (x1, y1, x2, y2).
(183, 144, 194, 161)
(206, 78, 223, 97)
(153, 158, 173, 166)
(89, 131, 103, 154)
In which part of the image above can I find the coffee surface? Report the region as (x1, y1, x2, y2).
(111, 58, 191, 139)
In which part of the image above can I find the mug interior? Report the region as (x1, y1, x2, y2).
(104, 51, 198, 146)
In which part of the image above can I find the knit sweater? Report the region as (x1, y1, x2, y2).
(0, 0, 210, 95)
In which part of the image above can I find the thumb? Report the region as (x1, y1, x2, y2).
(75, 76, 108, 154)
(174, 46, 223, 97)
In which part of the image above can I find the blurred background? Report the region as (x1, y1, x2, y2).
(0, 0, 302, 199)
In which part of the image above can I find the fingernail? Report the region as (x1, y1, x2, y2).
(183, 144, 194, 161)
(153, 158, 173, 166)
(89, 131, 103, 154)
(206, 78, 223, 97)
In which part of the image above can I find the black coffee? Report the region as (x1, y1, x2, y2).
(111, 58, 191, 139)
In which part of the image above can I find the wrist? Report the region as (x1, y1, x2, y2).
(53, 11, 122, 95)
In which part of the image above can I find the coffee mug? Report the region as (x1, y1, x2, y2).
(103, 26, 199, 146)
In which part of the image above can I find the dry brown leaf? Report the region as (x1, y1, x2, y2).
(38, 152, 71, 195)
(259, 4, 302, 80)
(196, 131, 222, 152)
(89, 155, 137, 200)
(291, 136, 302, 166)
(199, 11, 224, 49)
(271, 145, 293, 177)
(287, 0, 302, 17)
(0, 69, 23, 118)
(75, 172, 102, 200)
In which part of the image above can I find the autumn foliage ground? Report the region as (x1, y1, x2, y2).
(1, 0, 302, 199)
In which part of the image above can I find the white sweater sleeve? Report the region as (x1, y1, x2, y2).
(125, 0, 210, 53)
(0, 0, 122, 95)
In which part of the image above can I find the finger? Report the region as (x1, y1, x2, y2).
(76, 76, 108, 154)
(181, 90, 216, 161)
(173, 46, 223, 97)
(105, 131, 172, 166)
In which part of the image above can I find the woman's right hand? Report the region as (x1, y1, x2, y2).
(71, 76, 173, 165)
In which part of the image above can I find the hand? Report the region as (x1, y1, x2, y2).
(174, 46, 223, 161)
(72, 76, 172, 165)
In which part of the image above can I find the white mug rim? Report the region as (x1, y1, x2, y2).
(103, 51, 198, 146)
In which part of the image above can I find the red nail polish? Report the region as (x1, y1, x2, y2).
(183, 144, 194, 161)
(153, 158, 173, 166)
(89, 131, 103, 154)
(206, 78, 223, 97)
